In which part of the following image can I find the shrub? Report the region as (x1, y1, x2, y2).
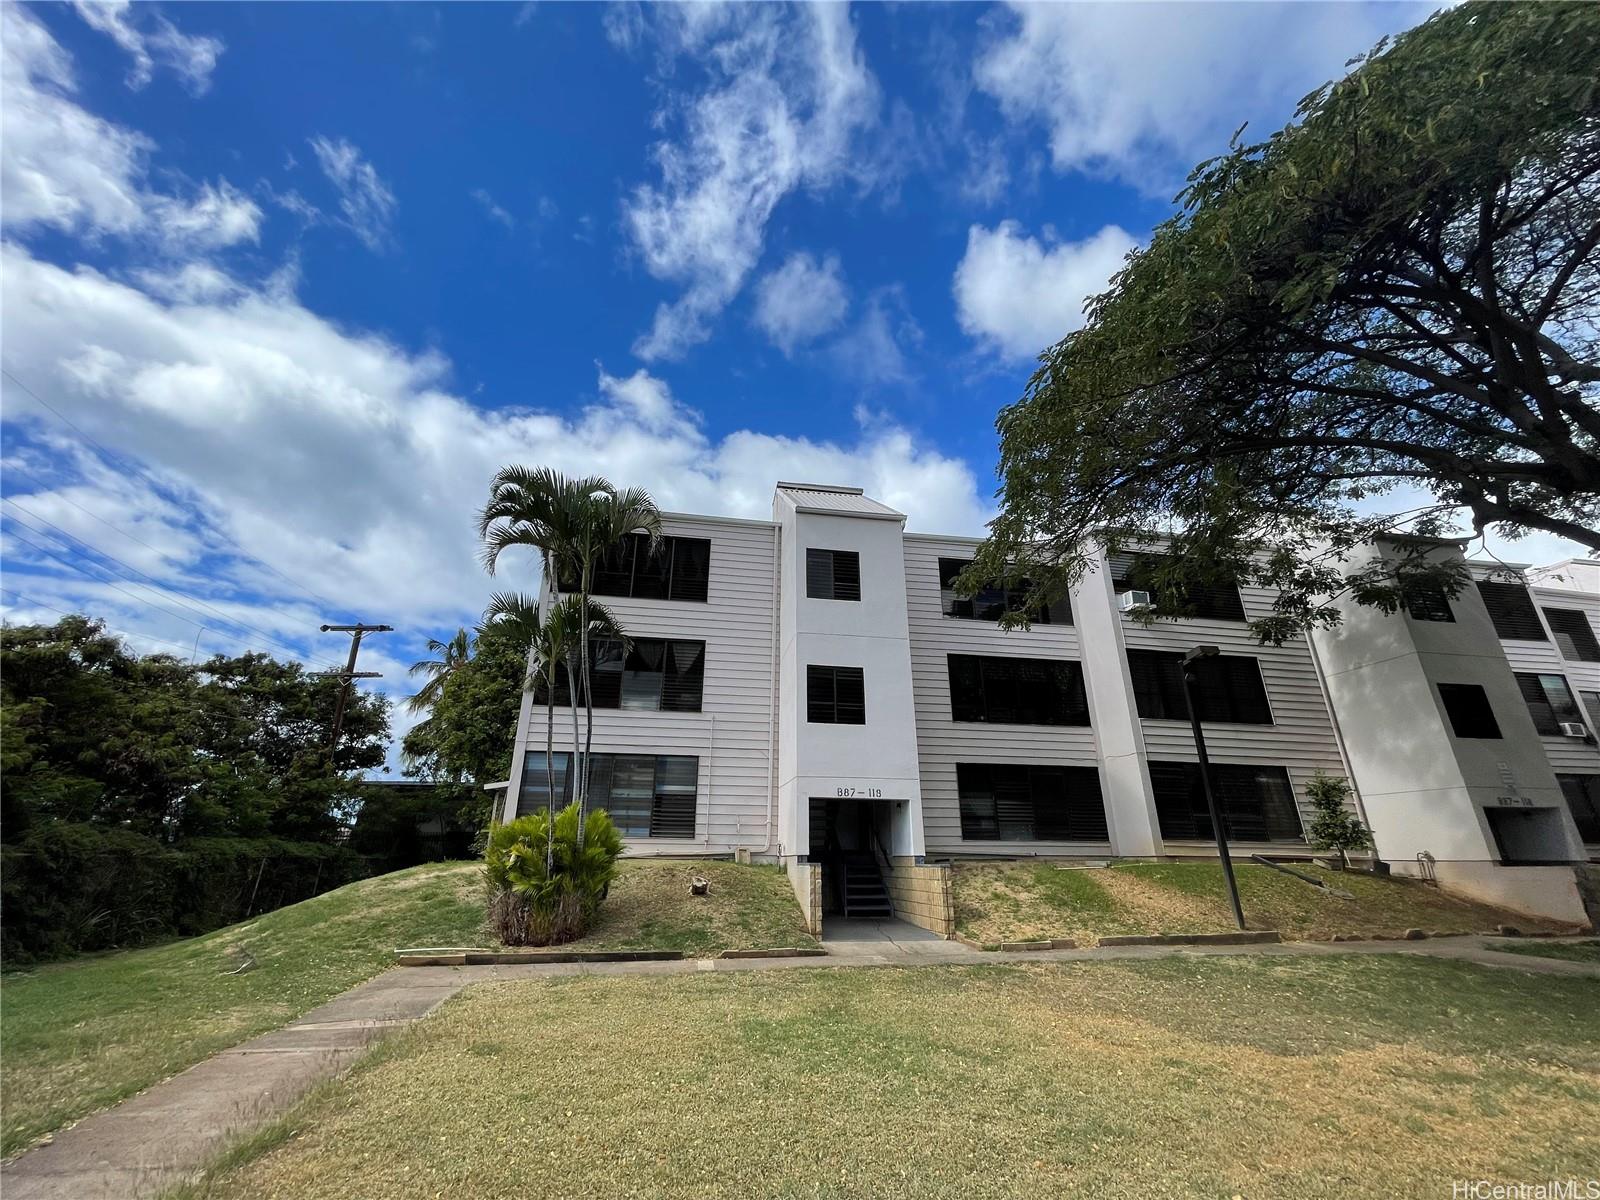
(1305, 772, 1373, 869)
(484, 804, 623, 945)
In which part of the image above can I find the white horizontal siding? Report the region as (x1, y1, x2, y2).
(903, 534, 1106, 856)
(1507, 587, 1600, 779)
(514, 515, 778, 854)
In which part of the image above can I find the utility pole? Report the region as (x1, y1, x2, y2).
(311, 623, 392, 762)
(1182, 644, 1247, 930)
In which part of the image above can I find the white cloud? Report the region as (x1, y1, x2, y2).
(974, 2, 1428, 192)
(1, 242, 993, 660)
(752, 252, 849, 355)
(953, 220, 1137, 361)
(829, 286, 922, 388)
(70, 0, 223, 95)
(623, 4, 883, 361)
(309, 136, 397, 251)
(471, 188, 515, 230)
(0, 6, 258, 247)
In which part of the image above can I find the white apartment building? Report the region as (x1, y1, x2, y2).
(500, 483, 1600, 932)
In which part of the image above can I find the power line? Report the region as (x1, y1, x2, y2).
(0, 586, 206, 656)
(1, 518, 345, 670)
(2, 499, 345, 670)
(1, 364, 354, 621)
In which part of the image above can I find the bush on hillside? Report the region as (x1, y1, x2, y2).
(485, 804, 623, 945)
(1305, 772, 1373, 869)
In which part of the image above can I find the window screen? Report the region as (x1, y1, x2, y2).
(807, 665, 866, 724)
(1404, 586, 1455, 622)
(538, 638, 706, 713)
(947, 655, 1090, 726)
(560, 534, 712, 603)
(1438, 683, 1502, 739)
(956, 763, 1109, 842)
(806, 549, 862, 601)
(1582, 691, 1600, 730)
(1544, 608, 1600, 662)
(1125, 650, 1272, 724)
(937, 558, 1071, 624)
(1148, 762, 1304, 842)
(1111, 553, 1246, 621)
(518, 753, 698, 838)
(1476, 581, 1546, 640)
(1557, 775, 1600, 844)
(1515, 673, 1584, 736)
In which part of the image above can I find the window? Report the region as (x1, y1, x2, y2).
(805, 548, 861, 601)
(957, 763, 1109, 842)
(1582, 690, 1600, 730)
(947, 654, 1090, 726)
(1111, 553, 1246, 621)
(1125, 650, 1272, 724)
(559, 534, 712, 603)
(1475, 581, 1546, 641)
(1438, 683, 1502, 739)
(807, 665, 866, 724)
(537, 638, 705, 713)
(516, 752, 697, 837)
(1544, 608, 1600, 662)
(1557, 775, 1600, 844)
(1404, 586, 1455, 622)
(937, 558, 1071, 624)
(1148, 762, 1303, 842)
(1515, 672, 1585, 736)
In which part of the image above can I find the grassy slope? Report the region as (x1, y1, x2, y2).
(953, 860, 1574, 945)
(1492, 938, 1600, 964)
(1, 858, 813, 1157)
(181, 956, 1600, 1200)
(0, 862, 486, 1158)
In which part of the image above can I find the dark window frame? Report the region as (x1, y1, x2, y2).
(946, 654, 1090, 727)
(1475, 580, 1547, 641)
(805, 548, 862, 602)
(1557, 774, 1600, 844)
(956, 763, 1109, 842)
(1438, 682, 1503, 739)
(1543, 607, 1600, 663)
(1514, 672, 1585, 736)
(936, 557, 1071, 625)
(1403, 586, 1455, 622)
(1125, 649, 1273, 725)
(516, 752, 699, 838)
(558, 534, 712, 603)
(536, 637, 706, 714)
(806, 664, 866, 724)
(1110, 553, 1246, 622)
(1148, 761, 1304, 843)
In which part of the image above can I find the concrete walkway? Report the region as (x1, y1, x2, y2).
(4, 935, 1594, 1199)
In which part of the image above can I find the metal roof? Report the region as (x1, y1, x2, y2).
(775, 482, 905, 520)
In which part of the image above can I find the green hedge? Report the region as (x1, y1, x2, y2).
(1, 824, 369, 963)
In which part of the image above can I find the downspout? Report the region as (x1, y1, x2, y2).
(760, 521, 782, 856)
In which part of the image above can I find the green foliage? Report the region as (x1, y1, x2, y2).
(971, 2, 1600, 644)
(1, 615, 388, 959)
(484, 804, 624, 945)
(1304, 772, 1373, 867)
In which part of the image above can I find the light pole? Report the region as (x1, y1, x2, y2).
(1181, 644, 1246, 929)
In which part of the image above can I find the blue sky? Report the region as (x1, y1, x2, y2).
(5, 0, 1576, 765)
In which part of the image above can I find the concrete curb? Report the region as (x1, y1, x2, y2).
(1097, 931, 1281, 947)
(395, 949, 685, 966)
(719, 947, 828, 960)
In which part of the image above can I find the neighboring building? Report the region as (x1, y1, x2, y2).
(500, 484, 1600, 931)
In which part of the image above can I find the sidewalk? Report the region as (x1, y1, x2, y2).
(4, 935, 1594, 1199)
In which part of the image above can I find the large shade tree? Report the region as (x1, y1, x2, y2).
(968, 1, 1599, 643)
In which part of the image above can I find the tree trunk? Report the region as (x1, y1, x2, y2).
(544, 680, 557, 875)
(577, 551, 594, 850)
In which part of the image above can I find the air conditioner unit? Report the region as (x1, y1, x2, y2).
(1118, 590, 1152, 612)
(1559, 721, 1591, 739)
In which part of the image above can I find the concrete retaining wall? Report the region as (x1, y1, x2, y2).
(786, 859, 822, 936)
(884, 858, 954, 937)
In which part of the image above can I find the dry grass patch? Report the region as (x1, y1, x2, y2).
(181, 955, 1600, 1200)
(573, 859, 817, 955)
(954, 860, 1575, 945)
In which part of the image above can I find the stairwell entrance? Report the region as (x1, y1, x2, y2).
(809, 798, 894, 920)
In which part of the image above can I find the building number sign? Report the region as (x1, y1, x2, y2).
(835, 787, 884, 798)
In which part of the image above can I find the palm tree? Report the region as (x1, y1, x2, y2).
(405, 627, 472, 715)
(478, 469, 660, 844)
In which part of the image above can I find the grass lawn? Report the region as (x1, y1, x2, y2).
(178, 955, 1600, 1200)
(953, 860, 1573, 945)
(1491, 938, 1600, 964)
(0, 861, 486, 1158)
(1, 858, 811, 1159)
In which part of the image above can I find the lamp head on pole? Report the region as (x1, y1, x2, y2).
(1182, 645, 1220, 666)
